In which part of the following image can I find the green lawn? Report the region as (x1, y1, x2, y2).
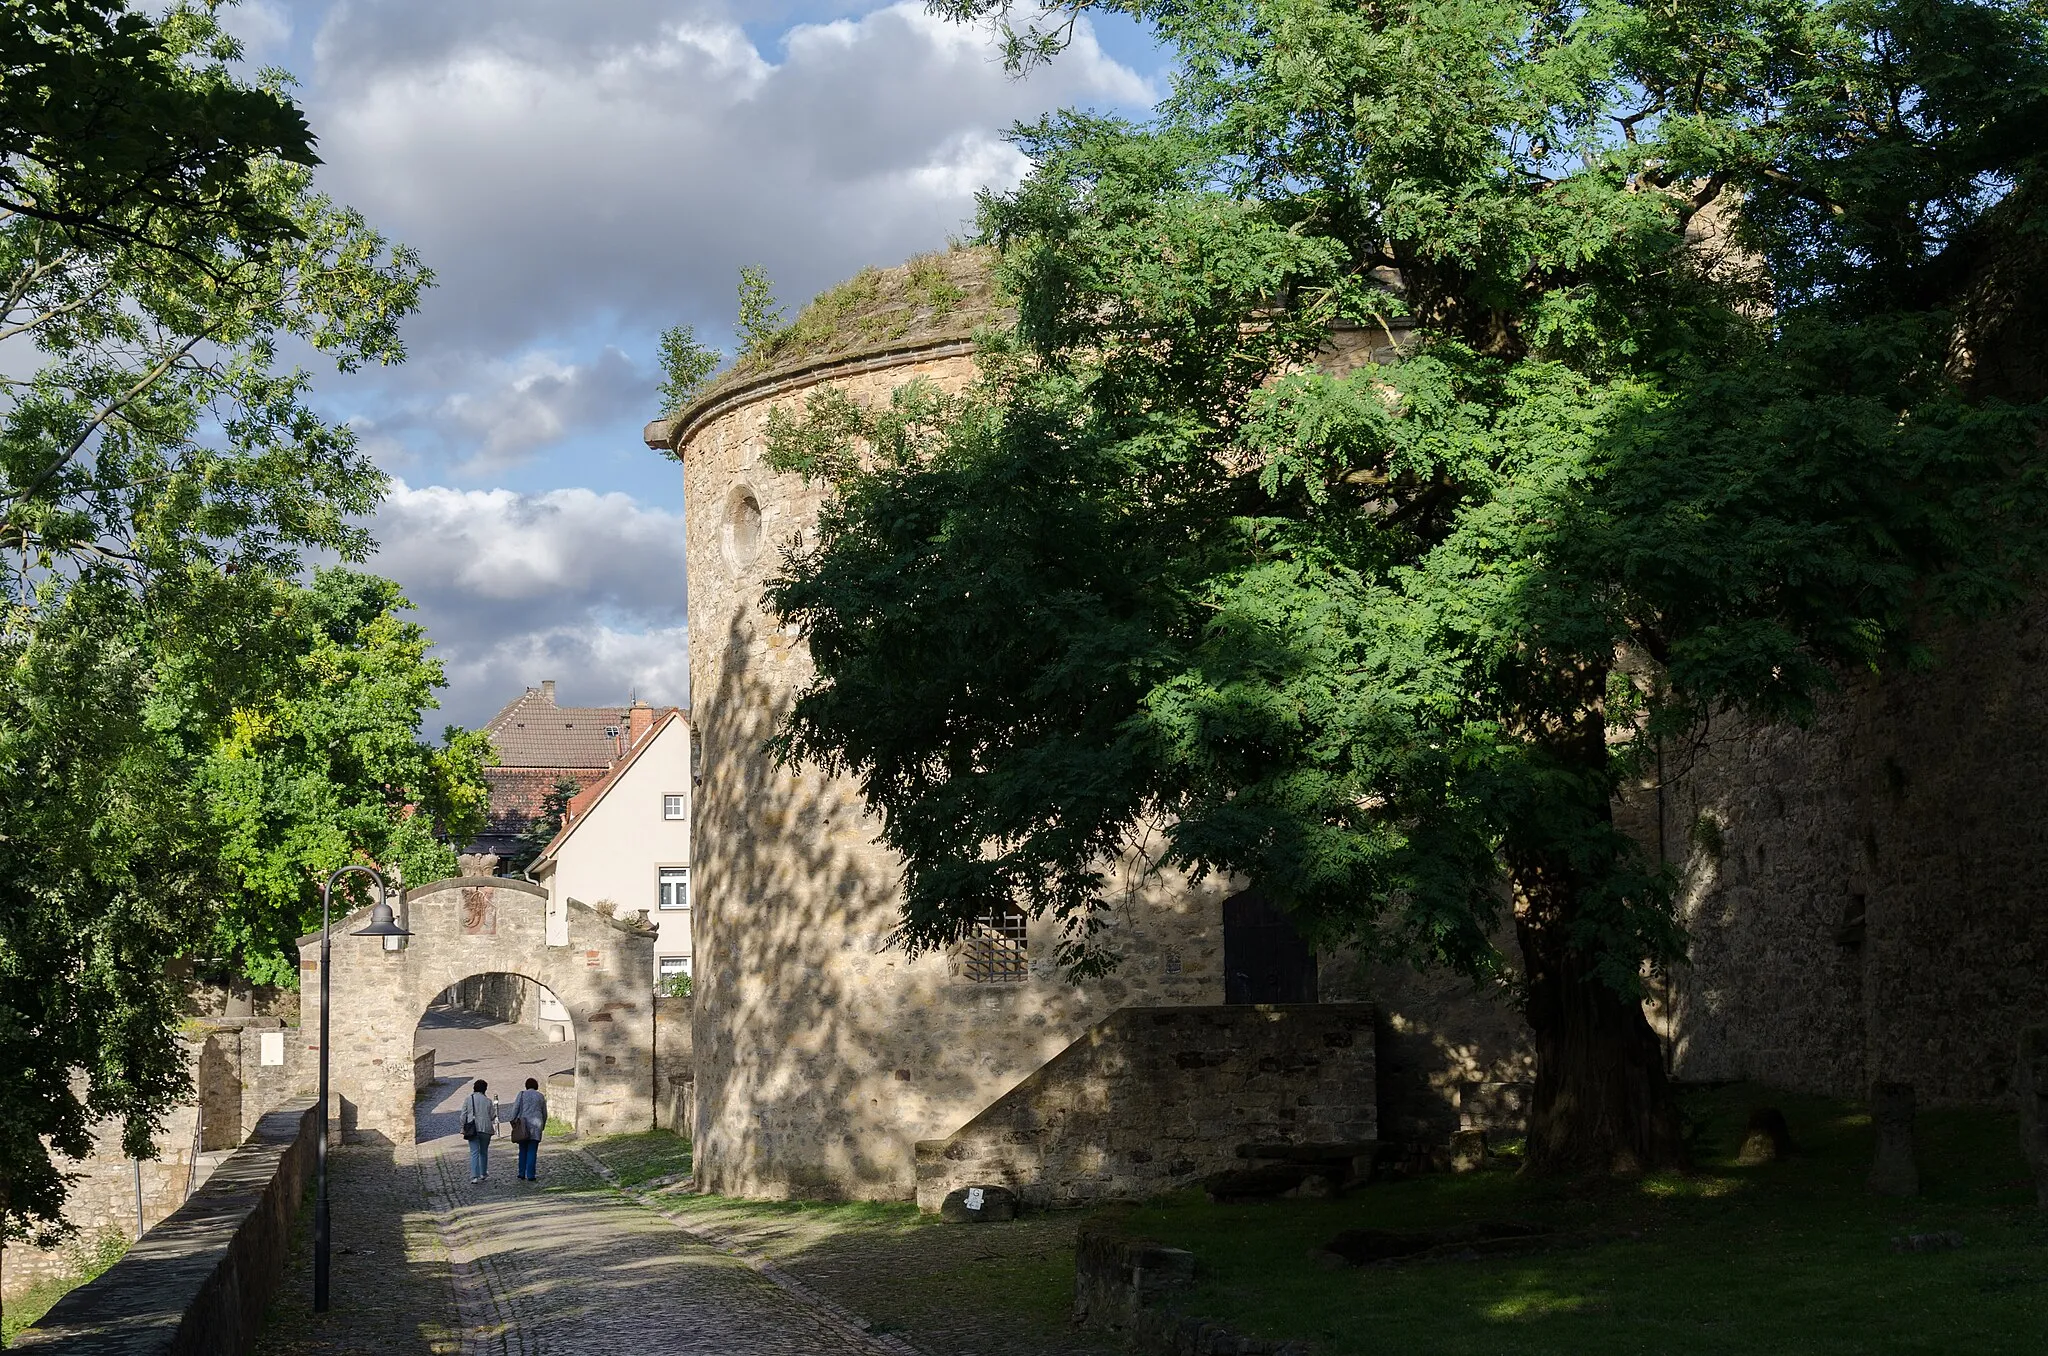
(576, 1129, 694, 1189)
(2, 1231, 129, 1347)
(1109, 1085, 2047, 1355)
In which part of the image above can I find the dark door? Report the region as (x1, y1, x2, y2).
(1223, 889, 1318, 1004)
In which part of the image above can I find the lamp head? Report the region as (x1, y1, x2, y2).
(351, 901, 411, 939)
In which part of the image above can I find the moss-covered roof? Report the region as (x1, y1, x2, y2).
(651, 247, 1006, 448)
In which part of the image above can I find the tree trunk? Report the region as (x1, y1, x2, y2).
(1513, 863, 1688, 1174)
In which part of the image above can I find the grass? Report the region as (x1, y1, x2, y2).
(1107, 1084, 2048, 1355)
(2, 1229, 130, 1347)
(543, 1116, 574, 1139)
(574, 1130, 1107, 1353)
(576, 1129, 693, 1189)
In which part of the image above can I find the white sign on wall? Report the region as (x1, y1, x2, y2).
(259, 1031, 285, 1067)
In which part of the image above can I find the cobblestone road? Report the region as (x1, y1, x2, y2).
(412, 1009, 889, 1356)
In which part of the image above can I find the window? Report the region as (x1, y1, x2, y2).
(657, 955, 692, 980)
(962, 906, 1029, 984)
(658, 867, 690, 911)
(663, 794, 686, 820)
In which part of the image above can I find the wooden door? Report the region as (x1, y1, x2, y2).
(1222, 889, 1318, 1004)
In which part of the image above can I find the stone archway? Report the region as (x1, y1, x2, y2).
(299, 876, 656, 1145)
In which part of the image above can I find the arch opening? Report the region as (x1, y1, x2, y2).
(412, 971, 578, 1146)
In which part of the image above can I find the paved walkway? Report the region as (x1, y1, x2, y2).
(411, 1009, 888, 1356)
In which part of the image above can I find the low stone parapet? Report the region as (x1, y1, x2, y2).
(15, 1098, 318, 1354)
(413, 1048, 435, 1092)
(914, 1003, 1375, 1212)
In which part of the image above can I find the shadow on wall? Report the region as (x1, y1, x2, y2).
(693, 600, 1225, 1201)
(694, 599, 927, 1198)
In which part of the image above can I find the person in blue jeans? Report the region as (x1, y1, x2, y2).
(463, 1079, 497, 1183)
(511, 1077, 549, 1181)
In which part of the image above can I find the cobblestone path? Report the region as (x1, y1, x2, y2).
(413, 1010, 890, 1356)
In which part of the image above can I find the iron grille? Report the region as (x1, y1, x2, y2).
(962, 906, 1029, 983)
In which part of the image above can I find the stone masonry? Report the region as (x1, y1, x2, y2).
(651, 251, 1237, 1202)
(300, 875, 657, 1146)
(914, 1004, 1377, 1211)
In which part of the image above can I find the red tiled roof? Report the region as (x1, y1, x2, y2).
(482, 681, 632, 768)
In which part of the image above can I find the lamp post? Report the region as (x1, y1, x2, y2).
(314, 864, 410, 1313)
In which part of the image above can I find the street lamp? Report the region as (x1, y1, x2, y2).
(314, 864, 410, 1313)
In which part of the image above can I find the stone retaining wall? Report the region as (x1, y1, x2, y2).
(914, 1004, 1376, 1211)
(15, 1098, 318, 1354)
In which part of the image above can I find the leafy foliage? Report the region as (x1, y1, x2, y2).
(735, 264, 786, 357)
(197, 569, 492, 987)
(772, 0, 2048, 1170)
(507, 774, 583, 876)
(0, 1, 431, 1243)
(656, 322, 721, 417)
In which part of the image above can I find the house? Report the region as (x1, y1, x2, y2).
(470, 680, 633, 863)
(531, 701, 695, 987)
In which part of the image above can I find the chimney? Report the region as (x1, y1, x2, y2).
(540, 679, 556, 705)
(627, 699, 654, 748)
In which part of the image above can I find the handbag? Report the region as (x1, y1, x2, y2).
(510, 1115, 533, 1143)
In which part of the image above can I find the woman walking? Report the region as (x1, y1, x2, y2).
(463, 1078, 497, 1183)
(511, 1077, 549, 1181)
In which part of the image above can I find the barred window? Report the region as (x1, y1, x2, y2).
(962, 906, 1029, 984)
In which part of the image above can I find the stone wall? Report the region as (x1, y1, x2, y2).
(1647, 601, 2048, 1105)
(15, 1100, 317, 1355)
(663, 321, 1231, 1202)
(913, 1004, 1376, 1211)
(1320, 599, 2048, 1140)
(654, 995, 693, 1134)
(1, 1021, 310, 1302)
(1321, 951, 1533, 1148)
(300, 877, 656, 1145)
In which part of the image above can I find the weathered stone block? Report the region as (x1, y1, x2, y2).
(938, 1184, 1018, 1223)
(1737, 1106, 1794, 1165)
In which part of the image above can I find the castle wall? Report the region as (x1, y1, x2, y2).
(1655, 599, 2048, 1105)
(676, 349, 1228, 1202)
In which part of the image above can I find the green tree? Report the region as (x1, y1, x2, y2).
(765, 0, 2048, 1172)
(197, 569, 492, 987)
(507, 774, 583, 876)
(0, 0, 428, 1247)
(735, 264, 785, 356)
(657, 322, 721, 416)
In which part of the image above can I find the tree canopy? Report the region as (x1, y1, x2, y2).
(198, 569, 492, 988)
(766, 0, 2048, 1171)
(0, 1, 437, 1244)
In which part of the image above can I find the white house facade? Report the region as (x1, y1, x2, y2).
(533, 703, 694, 987)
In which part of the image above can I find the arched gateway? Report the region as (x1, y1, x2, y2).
(299, 876, 656, 1145)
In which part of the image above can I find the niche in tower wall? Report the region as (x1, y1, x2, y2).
(1223, 889, 1318, 1004)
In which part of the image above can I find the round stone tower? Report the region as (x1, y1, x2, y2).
(645, 250, 1230, 1200)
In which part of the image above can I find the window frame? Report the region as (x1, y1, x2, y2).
(657, 954, 692, 980)
(961, 905, 1029, 984)
(657, 866, 691, 912)
(663, 793, 686, 820)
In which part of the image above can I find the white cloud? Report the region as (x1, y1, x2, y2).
(284, 2, 1159, 726)
(368, 481, 689, 727)
(307, 2, 1153, 351)
(219, 0, 291, 62)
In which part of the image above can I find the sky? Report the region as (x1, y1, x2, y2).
(222, 0, 1166, 729)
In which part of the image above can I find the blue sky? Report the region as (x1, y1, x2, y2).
(221, 1, 1164, 727)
